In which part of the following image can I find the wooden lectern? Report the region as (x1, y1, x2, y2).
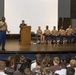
(20, 26, 31, 45)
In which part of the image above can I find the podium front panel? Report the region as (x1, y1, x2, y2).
(20, 26, 31, 45)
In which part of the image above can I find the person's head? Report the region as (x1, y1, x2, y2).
(35, 54, 42, 65)
(20, 55, 26, 63)
(2, 17, 5, 22)
(5, 60, 10, 67)
(38, 26, 41, 30)
(22, 20, 25, 24)
(24, 67, 32, 75)
(19, 62, 30, 72)
(53, 26, 56, 30)
(14, 54, 21, 63)
(10, 56, 15, 68)
(65, 54, 72, 64)
(7, 56, 13, 62)
(66, 67, 75, 75)
(60, 62, 66, 69)
(42, 67, 52, 75)
(35, 54, 41, 60)
(46, 26, 49, 30)
(53, 57, 60, 65)
(69, 25, 72, 29)
(44, 54, 50, 58)
(36, 58, 42, 66)
(44, 54, 51, 65)
(70, 59, 76, 68)
(60, 26, 63, 29)
(0, 61, 6, 71)
(41, 59, 48, 69)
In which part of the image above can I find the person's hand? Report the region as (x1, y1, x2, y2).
(7, 31, 10, 33)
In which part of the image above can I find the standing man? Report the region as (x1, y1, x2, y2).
(0, 17, 10, 51)
(19, 20, 27, 41)
(19, 20, 27, 32)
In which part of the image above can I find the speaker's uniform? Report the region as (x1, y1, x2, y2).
(0, 21, 7, 50)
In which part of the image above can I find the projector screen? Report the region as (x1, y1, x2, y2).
(5, 0, 58, 34)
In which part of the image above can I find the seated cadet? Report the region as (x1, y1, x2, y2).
(58, 26, 66, 44)
(36, 26, 44, 43)
(66, 25, 74, 43)
(44, 25, 50, 44)
(73, 27, 76, 43)
(51, 26, 58, 44)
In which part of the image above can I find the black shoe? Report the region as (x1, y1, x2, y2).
(51, 40, 54, 44)
(59, 41, 63, 44)
(46, 42, 48, 44)
(2, 48, 6, 51)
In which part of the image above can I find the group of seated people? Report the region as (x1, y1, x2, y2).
(0, 54, 76, 75)
(36, 25, 76, 44)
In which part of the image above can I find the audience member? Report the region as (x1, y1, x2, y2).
(13, 62, 30, 75)
(42, 67, 52, 75)
(31, 54, 42, 70)
(5, 60, 15, 75)
(0, 61, 7, 75)
(66, 67, 75, 75)
(50, 56, 61, 72)
(55, 62, 67, 75)
(69, 59, 76, 68)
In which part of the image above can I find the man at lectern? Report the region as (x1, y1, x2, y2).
(19, 20, 27, 41)
(19, 20, 27, 32)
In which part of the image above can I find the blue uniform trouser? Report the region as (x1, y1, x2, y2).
(73, 35, 76, 42)
(0, 31, 6, 49)
(59, 35, 64, 42)
(51, 35, 57, 42)
(45, 35, 49, 43)
(66, 35, 72, 43)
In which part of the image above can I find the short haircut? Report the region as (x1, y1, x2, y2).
(43, 67, 52, 75)
(66, 67, 75, 75)
(0, 61, 6, 70)
(70, 59, 76, 68)
(53, 57, 60, 65)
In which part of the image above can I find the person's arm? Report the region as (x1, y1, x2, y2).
(19, 24, 21, 28)
(5, 22, 10, 33)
